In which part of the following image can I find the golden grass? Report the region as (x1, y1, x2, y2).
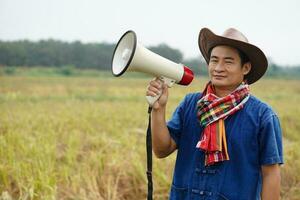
(0, 75, 299, 199)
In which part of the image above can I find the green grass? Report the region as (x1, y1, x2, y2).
(0, 73, 300, 199)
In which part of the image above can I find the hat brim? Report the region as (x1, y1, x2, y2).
(198, 28, 268, 84)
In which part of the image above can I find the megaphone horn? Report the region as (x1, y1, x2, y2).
(111, 30, 194, 106)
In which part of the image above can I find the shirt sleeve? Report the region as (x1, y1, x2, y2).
(259, 111, 284, 165)
(166, 96, 187, 148)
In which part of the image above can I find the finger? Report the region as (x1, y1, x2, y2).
(148, 85, 161, 95)
(150, 80, 162, 89)
(161, 84, 168, 95)
(149, 82, 162, 90)
(146, 90, 159, 97)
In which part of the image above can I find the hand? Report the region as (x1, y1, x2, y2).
(146, 78, 169, 110)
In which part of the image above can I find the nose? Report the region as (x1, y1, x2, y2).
(214, 62, 225, 73)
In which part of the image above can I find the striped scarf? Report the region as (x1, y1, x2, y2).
(196, 82, 250, 166)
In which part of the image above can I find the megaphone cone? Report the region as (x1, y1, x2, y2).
(111, 30, 194, 106)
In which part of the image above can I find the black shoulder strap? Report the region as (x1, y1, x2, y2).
(146, 106, 153, 200)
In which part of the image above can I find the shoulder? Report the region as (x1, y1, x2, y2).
(176, 92, 201, 110)
(182, 92, 202, 104)
(245, 95, 279, 124)
(247, 95, 276, 112)
(173, 92, 201, 116)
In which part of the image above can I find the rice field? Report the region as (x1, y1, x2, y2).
(0, 72, 300, 199)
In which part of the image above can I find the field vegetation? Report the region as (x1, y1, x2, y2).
(0, 68, 299, 199)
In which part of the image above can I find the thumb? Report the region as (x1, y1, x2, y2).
(161, 84, 168, 96)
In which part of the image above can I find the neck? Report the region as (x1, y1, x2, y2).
(213, 83, 242, 97)
(214, 87, 235, 97)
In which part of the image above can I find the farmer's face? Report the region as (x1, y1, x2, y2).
(208, 45, 251, 91)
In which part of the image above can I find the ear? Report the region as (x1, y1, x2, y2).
(242, 62, 251, 75)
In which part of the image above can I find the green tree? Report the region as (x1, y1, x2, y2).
(148, 43, 183, 63)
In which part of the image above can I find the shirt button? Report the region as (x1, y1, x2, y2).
(199, 191, 204, 195)
(192, 189, 199, 194)
(202, 170, 207, 174)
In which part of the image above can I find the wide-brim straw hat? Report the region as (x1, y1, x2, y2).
(198, 28, 268, 84)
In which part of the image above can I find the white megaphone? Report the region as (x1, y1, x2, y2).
(111, 30, 194, 106)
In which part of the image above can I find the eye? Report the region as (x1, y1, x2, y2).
(225, 60, 233, 64)
(210, 59, 218, 64)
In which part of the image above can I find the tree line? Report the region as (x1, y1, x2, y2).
(0, 39, 299, 77)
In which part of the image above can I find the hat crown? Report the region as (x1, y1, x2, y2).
(222, 28, 249, 43)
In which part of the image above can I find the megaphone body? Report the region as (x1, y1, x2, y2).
(111, 30, 194, 106)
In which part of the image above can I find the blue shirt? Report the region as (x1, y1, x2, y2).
(167, 93, 283, 200)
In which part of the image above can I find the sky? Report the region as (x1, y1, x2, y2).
(0, 0, 299, 66)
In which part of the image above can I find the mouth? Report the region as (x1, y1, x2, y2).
(213, 75, 226, 79)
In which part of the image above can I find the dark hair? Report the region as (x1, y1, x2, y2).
(208, 46, 250, 65)
(237, 49, 250, 65)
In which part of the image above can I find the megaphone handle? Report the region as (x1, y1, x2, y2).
(146, 76, 175, 107)
(146, 91, 162, 107)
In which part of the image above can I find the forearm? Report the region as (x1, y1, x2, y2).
(261, 165, 281, 200)
(151, 107, 176, 158)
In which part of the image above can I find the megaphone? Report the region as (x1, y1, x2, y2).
(111, 30, 194, 106)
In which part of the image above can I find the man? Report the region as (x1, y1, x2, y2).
(146, 28, 283, 200)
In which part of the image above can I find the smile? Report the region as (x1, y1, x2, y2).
(213, 75, 226, 79)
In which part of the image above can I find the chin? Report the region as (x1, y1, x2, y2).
(211, 79, 227, 87)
